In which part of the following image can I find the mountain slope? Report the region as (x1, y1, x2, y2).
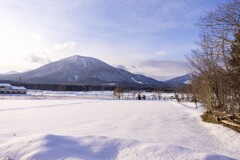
(0, 55, 165, 87)
(165, 73, 196, 86)
(4, 71, 19, 75)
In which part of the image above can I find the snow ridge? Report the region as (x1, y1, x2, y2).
(0, 134, 235, 160)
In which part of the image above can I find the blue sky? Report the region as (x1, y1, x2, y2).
(0, 0, 228, 80)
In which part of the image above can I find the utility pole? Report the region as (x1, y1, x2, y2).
(18, 76, 21, 86)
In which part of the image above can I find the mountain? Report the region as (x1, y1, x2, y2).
(165, 73, 196, 86)
(0, 55, 166, 87)
(4, 71, 19, 75)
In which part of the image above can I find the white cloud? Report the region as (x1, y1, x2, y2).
(53, 42, 77, 51)
(30, 32, 42, 43)
(26, 54, 51, 64)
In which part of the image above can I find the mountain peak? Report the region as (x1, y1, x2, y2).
(0, 55, 164, 87)
(63, 55, 98, 67)
(67, 55, 88, 61)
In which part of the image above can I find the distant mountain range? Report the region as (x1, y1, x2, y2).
(165, 73, 196, 86)
(4, 71, 19, 75)
(0, 55, 193, 87)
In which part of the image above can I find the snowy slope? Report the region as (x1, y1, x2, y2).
(0, 100, 239, 160)
(165, 73, 196, 86)
(117, 68, 162, 86)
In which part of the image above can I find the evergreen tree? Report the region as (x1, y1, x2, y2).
(228, 29, 240, 111)
(229, 29, 240, 76)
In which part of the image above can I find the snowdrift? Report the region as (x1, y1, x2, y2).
(0, 134, 236, 160)
(0, 100, 239, 160)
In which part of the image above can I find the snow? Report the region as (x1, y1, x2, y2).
(0, 99, 239, 160)
(11, 86, 27, 90)
(184, 80, 192, 84)
(28, 90, 114, 99)
(131, 77, 144, 84)
(75, 74, 79, 81)
(0, 83, 12, 87)
(68, 55, 88, 68)
(67, 55, 108, 70)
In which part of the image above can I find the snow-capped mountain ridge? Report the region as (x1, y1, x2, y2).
(165, 72, 196, 85)
(0, 55, 165, 87)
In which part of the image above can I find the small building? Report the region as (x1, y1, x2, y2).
(0, 83, 12, 94)
(11, 86, 27, 94)
(0, 83, 27, 94)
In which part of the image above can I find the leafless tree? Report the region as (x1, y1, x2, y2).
(187, 0, 240, 118)
(113, 87, 124, 100)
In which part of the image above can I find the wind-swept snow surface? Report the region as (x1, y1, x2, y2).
(0, 100, 239, 160)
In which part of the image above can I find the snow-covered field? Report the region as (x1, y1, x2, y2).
(0, 99, 239, 160)
(0, 90, 176, 100)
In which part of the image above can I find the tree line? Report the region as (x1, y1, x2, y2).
(187, 0, 240, 125)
